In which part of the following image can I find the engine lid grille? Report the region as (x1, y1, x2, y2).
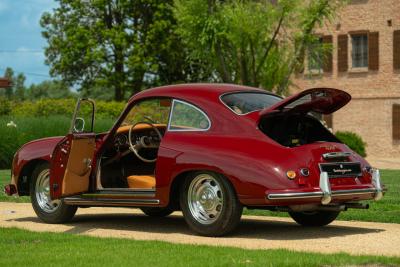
(319, 162, 362, 178)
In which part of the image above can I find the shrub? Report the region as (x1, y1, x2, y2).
(335, 131, 367, 157)
(0, 97, 12, 116)
(10, 98, 125, 119)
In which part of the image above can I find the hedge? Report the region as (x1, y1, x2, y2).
(0, 97, 125, 119)
(335, 131, 367, 157)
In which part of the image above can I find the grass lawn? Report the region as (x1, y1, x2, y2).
(0, 227, 398, 267)
(1, 169, 399, 223)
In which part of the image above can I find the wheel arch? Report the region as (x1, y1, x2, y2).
(17, 159, 49, 196)
(168, 168, 240, 209)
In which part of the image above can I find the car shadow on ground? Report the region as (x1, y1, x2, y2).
(10, 211, 383, 240)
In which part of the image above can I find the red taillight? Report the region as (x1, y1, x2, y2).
(4, 184, 17, 196)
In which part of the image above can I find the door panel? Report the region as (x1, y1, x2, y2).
(61, 136, 95, 196)
(50, 135, 72, 199)
(50, 134, 95, 199)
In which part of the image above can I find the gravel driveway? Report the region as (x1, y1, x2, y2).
(1, 202, 399, 257)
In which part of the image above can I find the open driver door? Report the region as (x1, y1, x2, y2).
(50, 99, 96, 199)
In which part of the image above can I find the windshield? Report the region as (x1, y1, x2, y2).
(221, 92, 282, 115)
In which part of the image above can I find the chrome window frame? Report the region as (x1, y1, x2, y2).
(167, 99, 211, 132)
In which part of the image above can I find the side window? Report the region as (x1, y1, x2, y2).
(168, 100, 210, 131)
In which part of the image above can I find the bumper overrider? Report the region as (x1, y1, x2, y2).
(266, 169, 384, 205)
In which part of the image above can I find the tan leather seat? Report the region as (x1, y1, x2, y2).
(127, 175, 156, 189)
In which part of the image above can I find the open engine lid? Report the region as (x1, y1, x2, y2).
(259, 88, 351, 116)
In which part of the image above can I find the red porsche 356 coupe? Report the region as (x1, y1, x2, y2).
(5, 84, 384, 236)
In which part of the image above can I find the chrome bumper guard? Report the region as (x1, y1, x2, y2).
(267, 169, 383, 205)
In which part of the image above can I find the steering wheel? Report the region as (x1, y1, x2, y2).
(128, 122, 163, 163)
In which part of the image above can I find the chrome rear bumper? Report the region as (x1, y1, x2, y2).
(267, 169, 384, 205)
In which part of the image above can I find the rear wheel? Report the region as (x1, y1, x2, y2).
(140, 207, 174, 217)
(180, 172, 243, 236)
(289, 210, 340, 227)
(30, 162, 77, 223)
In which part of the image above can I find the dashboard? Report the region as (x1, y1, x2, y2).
(114, 127, 165, 151)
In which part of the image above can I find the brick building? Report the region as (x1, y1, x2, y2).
(292, 0, 400, 159)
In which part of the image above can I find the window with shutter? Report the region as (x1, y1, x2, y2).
(338, 35, 348, 72)
(394, 30, 400, 69)
(322, 35, 333, 73)
(368, 32, 379, 70)
(351, 34, 368, 68)
(306, 35, 332, 73)
(307, 37, 323, 72)
(393, 104, 400, 140)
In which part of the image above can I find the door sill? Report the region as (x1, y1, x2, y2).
(96, 188, 156, 197)
(64, 196, 160, 207)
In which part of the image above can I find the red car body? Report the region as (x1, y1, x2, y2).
(5, 83, 385, 235)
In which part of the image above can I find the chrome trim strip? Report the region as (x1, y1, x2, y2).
(322, 152, 352, 159)
(89, 189, 156, 198)
(64, 197, 160, 206)
(267, 188, 377, 200)
(167, 99, 211, 132)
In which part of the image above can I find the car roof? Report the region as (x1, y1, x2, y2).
(129, 83, 279, 104)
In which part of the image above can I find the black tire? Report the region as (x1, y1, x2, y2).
(140, 207, 174, 217)
(30, 162, 77, 224)
(180, 171, 243, 237)
(289, 210, 340, 227)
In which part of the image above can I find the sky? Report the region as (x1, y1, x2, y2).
(0, 0, 58, 85)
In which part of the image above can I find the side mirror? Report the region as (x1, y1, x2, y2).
(73, 117, 85, 133)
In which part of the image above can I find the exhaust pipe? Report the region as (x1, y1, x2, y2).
(345, 203, 369, 210)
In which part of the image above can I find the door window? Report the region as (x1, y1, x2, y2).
(70, 99, 95, 133)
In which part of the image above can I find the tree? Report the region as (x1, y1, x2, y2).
(41, 0, 201, 101)
(26, 80, 76, 100)
(174, 0, 344, 95)
(14, 74, 26, 101)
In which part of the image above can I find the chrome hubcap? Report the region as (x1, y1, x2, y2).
(35, 169, 60, 213)
(187, 174, 223, 225)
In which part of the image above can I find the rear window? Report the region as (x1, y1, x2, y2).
(221, 92, 282, 115)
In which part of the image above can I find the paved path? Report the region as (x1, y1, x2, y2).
(1, 202, 399, 257)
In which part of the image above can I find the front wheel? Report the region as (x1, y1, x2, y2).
(30, 163, 77, 224)
(180, 172, 243, 236)
(289, 210, 340, 227)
